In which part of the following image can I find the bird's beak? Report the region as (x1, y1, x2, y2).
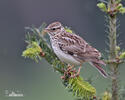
(42, 28, 49, 36)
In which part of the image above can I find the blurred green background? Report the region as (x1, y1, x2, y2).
(0, 0, 125, 100)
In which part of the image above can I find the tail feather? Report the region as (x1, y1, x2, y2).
(90, 62, 108, 78)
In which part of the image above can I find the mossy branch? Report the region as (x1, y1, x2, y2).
(22, 24, 96, 100)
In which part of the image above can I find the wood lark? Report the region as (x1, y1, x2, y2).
(44, 22, 108, 78)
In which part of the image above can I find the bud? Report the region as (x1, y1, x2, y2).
(116, 46, 120, 51)
(97, 3, 107, 12)
(102, 91, 112, 100)
(119, 7, 125, 14)
(116, 3, 123, 10)
(116, 0, 121, 4)
(22, 41, 42, 62)
(119, 52, 125, 59)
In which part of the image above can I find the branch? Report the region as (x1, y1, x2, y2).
(97, 0, 125, 100)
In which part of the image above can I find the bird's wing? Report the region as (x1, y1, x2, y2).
(56, 32, 101, 62)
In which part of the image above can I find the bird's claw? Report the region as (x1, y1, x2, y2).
(61, 65, 81, 80)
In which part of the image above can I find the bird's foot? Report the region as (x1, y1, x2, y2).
(70, 66, 81, 78)
(61, 65, 81, 80)
(67, 64, 74, 70)
(60, 75, 65, 79)
(60, 66, 73, 79)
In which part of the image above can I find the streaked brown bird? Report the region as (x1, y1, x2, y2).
(44, 22, 108, 78)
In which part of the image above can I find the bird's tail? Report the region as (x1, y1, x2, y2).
(90, 62, 108, 78)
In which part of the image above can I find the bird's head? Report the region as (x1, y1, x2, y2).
(44, 22, 64, 36)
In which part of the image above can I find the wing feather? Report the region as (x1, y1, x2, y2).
(56, 32, 101, 62)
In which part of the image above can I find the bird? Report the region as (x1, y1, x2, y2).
(44, 21, 108, 78)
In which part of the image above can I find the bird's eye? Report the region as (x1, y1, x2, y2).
(52, 28, 56, 30)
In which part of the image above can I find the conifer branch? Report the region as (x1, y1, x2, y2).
(97, 0, 125, 100)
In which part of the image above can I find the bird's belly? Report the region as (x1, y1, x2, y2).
(52, 45, 80, 65)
